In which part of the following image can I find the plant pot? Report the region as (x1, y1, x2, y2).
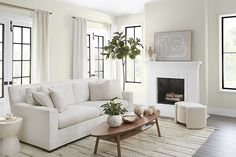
(107, 115, 123, 127)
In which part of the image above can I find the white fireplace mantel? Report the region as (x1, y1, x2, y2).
(145, 61, 202, 117)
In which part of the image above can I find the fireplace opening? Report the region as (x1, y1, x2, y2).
(157, 78, 184, 105)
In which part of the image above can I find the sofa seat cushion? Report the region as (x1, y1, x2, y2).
(78, 99, 129, 115)
(59, 105, 100, 129)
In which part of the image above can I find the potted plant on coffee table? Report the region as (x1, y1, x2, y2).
(101, 97, 127, 127)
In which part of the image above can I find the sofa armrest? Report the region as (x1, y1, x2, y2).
(11, 103, 59, 150)
(122, 91, 133, 111)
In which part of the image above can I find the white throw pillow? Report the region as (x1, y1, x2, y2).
(32, 91, 54, 108)
(89, 80, 111, 101)
(109, 80, 122, 99)
(49, 88, 68, 113)
(25, 88, 40, 105)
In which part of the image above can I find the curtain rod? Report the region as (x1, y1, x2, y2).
(72, 16, 109, 25)
(0, 2, 52, 14)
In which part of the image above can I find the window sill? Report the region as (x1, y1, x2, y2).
(219, 88, 236, 94)
(125, 81, 142, 84)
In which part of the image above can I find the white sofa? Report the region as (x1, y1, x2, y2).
(8, 79, 133, 151)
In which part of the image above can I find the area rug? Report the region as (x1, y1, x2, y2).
(6, 119, 215, 157)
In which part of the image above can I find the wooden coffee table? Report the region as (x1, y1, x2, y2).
(90, 113, 161, 157)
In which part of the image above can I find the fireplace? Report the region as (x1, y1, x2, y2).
(157, 78, 184, 105)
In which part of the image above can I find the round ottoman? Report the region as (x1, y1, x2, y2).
(175, 102, 207, 129)
(0, 117, 23, 155)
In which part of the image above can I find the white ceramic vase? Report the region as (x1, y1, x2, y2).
(107, 115, 123, 127)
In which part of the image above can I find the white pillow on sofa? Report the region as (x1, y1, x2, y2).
(89, 80, 122, 101)
(49, 88, 68, 113)
(89, 80, 111, 101)
(32, 91, 54, 108)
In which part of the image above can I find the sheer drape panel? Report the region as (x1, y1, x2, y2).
(107, 24, 117, 79)
(32, 10, 49, 83)
(73, 17, 87, 79)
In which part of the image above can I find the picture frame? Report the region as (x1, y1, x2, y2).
(154, 30, 192, 61)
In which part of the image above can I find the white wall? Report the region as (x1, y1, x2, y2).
(145, 0, 207, 104)
(115, 13, 146, 105)
(207, 0, 236, 116)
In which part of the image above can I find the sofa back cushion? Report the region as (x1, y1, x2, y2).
(72, 79, 90, 103)
(8, 84, 41, 105)
(51, 83, 75, 105)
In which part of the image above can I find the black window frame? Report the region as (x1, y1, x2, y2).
(87, 33, 105, 79)
(12, 25, 32, 85)
(221, 16, 236, 90)
(87, 34, 91, 78)
(125, 25, 142, 84)
(0, 24, 4, 98)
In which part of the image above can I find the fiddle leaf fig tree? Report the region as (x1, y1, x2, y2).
(102, 32, 143, 90)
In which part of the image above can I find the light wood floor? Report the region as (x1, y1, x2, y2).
(193, 115, 236, 157)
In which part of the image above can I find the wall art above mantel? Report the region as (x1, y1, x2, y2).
(154, 30, 192, 61)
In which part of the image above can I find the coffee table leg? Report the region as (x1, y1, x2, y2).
(155, 118, 161, 137)
(116, 135, 121, 157)
(94, 137, 100, 154)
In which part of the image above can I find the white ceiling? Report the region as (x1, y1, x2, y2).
(56, 0, 161, 16)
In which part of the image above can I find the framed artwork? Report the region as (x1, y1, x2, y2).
(154, 30, 192, 61)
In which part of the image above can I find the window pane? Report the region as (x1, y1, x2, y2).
(135, 27, 142, 41)
(0, 43, 2, 60)
(99, 61, 103, 71)
(94, 49, 99, 59)
(99, 72, 103, 78)
(0, 79, 2, 97)
(23, 28, 30, 44)
(224, 54, 236, 88)
(99, 49, 104, 59)
(0, 25, 2, 42)
(23, 45, 30, 60)
(22, 77, 30, 85)
(13, 61, 21, 77)
(22, 61, 30, 76)
(99, 37, 103, 48)
(126, 28, 134, 39)
(126, 58, 134, 81)
(0, 61, 2, 78)
(87, 48, 90, 60)
(13, 27, 21, 43)
(13, 78, 21, 85)
(135, 56, 142, 82)
(13, 44, 21, 60)
(223, 17, 236, 52)
(94, 60, 98, 71)
(94, 37, 98, 48)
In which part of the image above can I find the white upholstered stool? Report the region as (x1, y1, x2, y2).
(175, 102, 207, 129)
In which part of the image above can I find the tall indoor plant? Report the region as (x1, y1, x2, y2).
(102, 32, 143, 90)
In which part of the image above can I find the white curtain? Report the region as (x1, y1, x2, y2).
(73, 17, 87, 79)
(107, 24, 117, 79)
(32, 10, 50, 83)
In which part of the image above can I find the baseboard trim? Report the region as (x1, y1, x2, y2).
(208, 107, 236, 118)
